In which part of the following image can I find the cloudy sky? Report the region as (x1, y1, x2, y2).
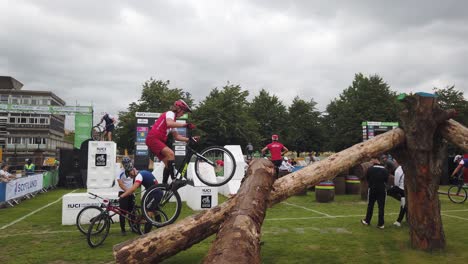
(1, 0, 467, 128)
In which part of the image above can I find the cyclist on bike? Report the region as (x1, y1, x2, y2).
(145, 99, 197, 186)
(98, 113, 116, 141)
(451, 154, 466, 183)
(119, 157, 162, 232)
(261, 134, 289, 177)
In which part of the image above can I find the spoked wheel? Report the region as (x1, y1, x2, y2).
(86, 213, 110, 248)
(448, 185, 468, 204)
(194, 146, 236, 186)
(76, 206, 104, 235)
(91, 125, 103, 141)
(142, 184, 181, 228)
(131, 207, 169, 234)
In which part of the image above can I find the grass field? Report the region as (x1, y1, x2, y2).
(1, 187, 467, 264)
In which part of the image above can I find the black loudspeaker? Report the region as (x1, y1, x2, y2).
(58, 148, 82, 187)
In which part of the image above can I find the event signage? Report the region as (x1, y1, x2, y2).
(0, 103, 92, 114)
(5, 174, 43, 200)
(361, 121, 398, 141)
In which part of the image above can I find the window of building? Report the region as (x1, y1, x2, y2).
(31, 99, 37, 105)
(0, 95, 8, 103)
(20, 118, 27, 123)
(9, 117, 15, 123)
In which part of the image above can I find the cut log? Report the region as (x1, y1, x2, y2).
(440, 119, 468, 152)
(203, 159, 275, 264)
(113, 128, 406, 263)
(113, 195, 239, 263)
(398, 94, 456, 251)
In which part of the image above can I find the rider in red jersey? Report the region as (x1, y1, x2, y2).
(145, 99, 197, 184)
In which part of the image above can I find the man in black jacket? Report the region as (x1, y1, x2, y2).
(361, 156, 389, 229)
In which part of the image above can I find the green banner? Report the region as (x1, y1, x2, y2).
(75, 113, 93, 149)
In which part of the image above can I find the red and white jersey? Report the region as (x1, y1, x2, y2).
(147, 111, 176, 141)
(266, 142, 285, 161)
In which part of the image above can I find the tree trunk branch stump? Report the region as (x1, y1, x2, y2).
(203, 159, 275, 264)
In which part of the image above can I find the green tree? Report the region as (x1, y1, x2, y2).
(192, 83, 258, 148)
(433, 85, 468, 155)
(434, 85, 468, 126)
(324, 73, 400, 151)
(248, 89, 288, 148)
(286, 97, 324, 153)
(113, 78, 193, 153)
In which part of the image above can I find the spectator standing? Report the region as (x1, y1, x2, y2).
(361, 157, 389, 229)
(392, 159, 407, 227)
(245, 143, 254, 160)
(261, 134, 289, 177)
(24, 159, 35, 176)
(117, 158, 135, 235)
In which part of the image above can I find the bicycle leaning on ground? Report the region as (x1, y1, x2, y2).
(448, 174, 468, 204)
(141, 131, 237, 228)
(76, 192, 167, 248)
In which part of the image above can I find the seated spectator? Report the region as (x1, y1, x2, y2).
(0, 164, 16, 182)
(279, 157, 295, 173)
(24, 159, 36, 175)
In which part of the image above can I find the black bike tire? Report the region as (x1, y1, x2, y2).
(91, 125, 103, 141)
(86, 213, 110, 248)
(142, 184, 182, 228)
(448, 186, 467, 203)
(76, 205, 104, 235)
(194, 146, 236, 187)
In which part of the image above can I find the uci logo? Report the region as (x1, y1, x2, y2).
(202, 189, 211, 193)
(67, 204, 81, 209)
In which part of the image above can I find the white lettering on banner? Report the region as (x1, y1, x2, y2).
(136, 145, 148, 150)
(5, 174, 44, 200)
(175, 146, 185, 151)
(137, 119, 148, 124)
(175, 150, 186, 156)
(135, 112, 160, 118)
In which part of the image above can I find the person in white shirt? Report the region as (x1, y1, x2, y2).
(117, 160, 135, 235)
(279, 157, 295, 173)
(0, 164, 15, 182)
(392, 159, 407, 227)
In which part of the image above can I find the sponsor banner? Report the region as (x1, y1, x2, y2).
(136, 127, 148, 143)
(5, 174, 43, 200)
(74, 113, 93, 149)
(137, 118, 148, 124)
(0, 104, 92, 114)
(136, 112, 160, 118)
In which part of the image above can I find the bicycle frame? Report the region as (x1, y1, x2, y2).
(89, 193, 143, 225)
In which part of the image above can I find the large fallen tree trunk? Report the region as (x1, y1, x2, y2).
(113, 128, 406, 263)
(440, 119, 468, 152)
(203, 159, 275, 264)
(397, 94, 456, 251)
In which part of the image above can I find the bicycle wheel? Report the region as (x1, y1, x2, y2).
(91, 125, 103, 141)
(194, 146, 236, 186)
(448, 185, 467, 203)
(130, 207, 169, 234)
(87, 213, 110, 248)
(142, 184, 181, 228)
(76, 206, 104, 235)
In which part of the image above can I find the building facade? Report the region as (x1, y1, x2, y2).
(0, 76, 73, 167)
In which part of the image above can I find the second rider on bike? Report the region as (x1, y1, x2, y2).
(145, 99, 198, 188)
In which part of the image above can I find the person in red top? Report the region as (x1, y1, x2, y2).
(146, 99, 197, 184)
(261, 134, 289, 177)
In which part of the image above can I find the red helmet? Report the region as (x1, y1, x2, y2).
(174, 99, 192, 113)
(272, 134, 279, 141)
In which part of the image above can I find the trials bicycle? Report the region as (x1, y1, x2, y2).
(142, 133, 236, 228)
(90, 123, 107, 141)
(448, 174, 468, 204)
(76, 192, 167, 248)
